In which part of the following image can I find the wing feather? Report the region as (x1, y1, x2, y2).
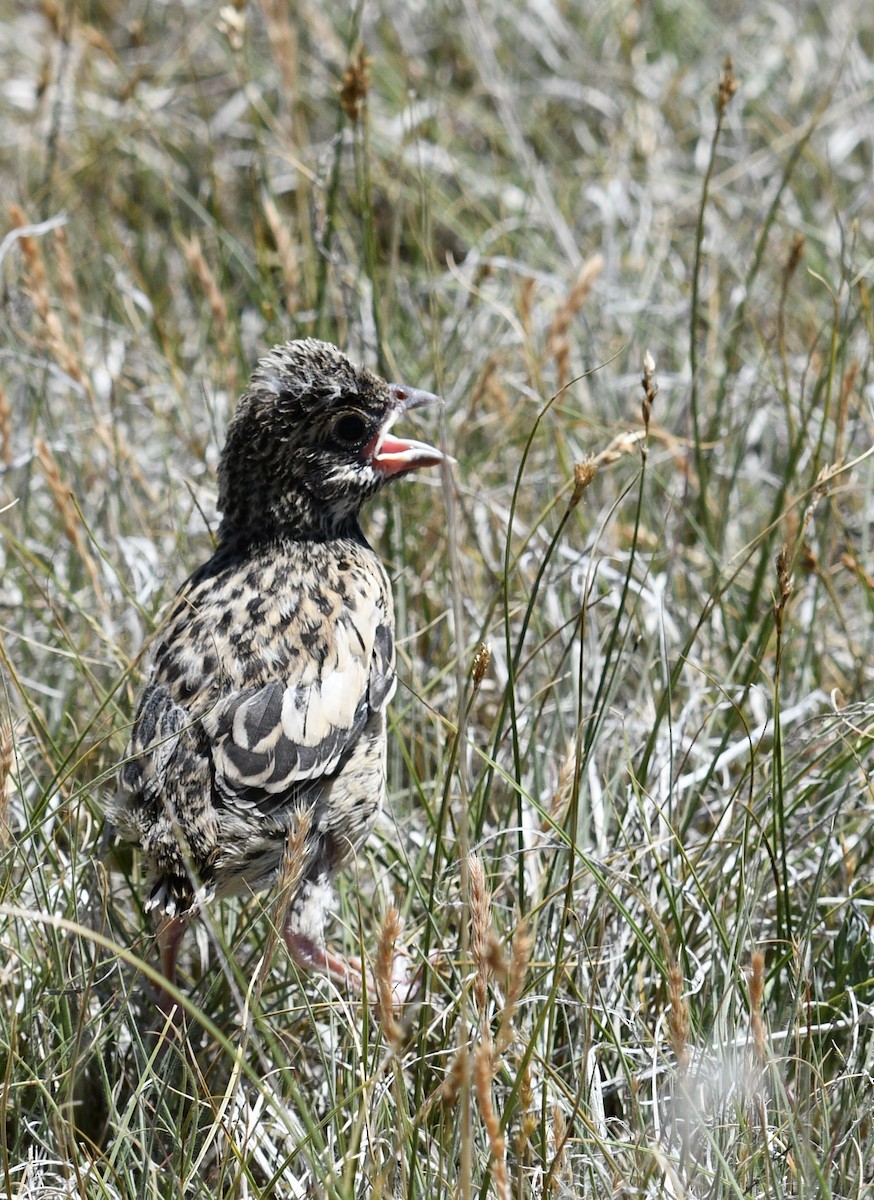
(120, 683, 187, 800)
(201, 592, 394, 797)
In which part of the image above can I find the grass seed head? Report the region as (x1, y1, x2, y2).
(340, 46, 372, 122)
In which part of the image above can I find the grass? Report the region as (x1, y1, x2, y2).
(1, 0, 873, 1196)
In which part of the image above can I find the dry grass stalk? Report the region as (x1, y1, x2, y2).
(550, 1105, 573, 1196)
(749, 950, 767, 1062)
(517, 276, 537, 341)
(438, 1044, 469, 1108)
(494, 924, 531, 1056)
(0, 383, 12, 467)
(469, 853, 491, 1016)
(485, 930, 507, 982)
(783, 233, 805, 282)
(9, 203, 48, 295)
(0, 719, 13, 847)
(260, 0, 299, 114)
(592, 430, 646, 467)
(375, 906, 403, 1045)
(844, 550, 874, 589)
(8, 205, 85, 389)
(53, 226, 84, 356)
(272, 807, 312, 932)
(667, 962, 690, 1073)
(262, 195, 300, 313)
(543, 750, 575, 830)
(34, 436, 104, 603)
(474, 1040, 509, 1200)
(546, 255, 604, 388)
(837, 359, 859, 461)
(180, 235, 233, 376)
(468, 354, 508, 420)
(257, 807, 313, 990)
(514, 1057, 537, 1160)
(777, 234, 806, 380)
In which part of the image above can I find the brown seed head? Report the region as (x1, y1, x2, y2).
(471, 642, 492, 686)
(340, 46, 372, 122)
(717, 56, 738, 115)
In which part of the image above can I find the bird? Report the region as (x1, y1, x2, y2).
(111, 338, 446, 1005)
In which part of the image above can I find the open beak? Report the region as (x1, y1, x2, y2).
(365, 383, 450, 479)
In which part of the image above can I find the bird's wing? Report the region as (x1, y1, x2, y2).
(119, 681, 190, 801)
(201, 597, 395, 798)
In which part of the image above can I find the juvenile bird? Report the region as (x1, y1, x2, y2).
(112, 339, 446, 1000)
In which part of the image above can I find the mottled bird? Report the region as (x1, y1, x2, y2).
(112, 339, 446, 1000)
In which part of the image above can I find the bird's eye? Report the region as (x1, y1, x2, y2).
(331, 412, 368, 446)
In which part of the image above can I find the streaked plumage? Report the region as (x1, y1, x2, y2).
(111, 339, 445, 997)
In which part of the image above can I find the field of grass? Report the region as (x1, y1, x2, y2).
(1, 0, 873, 1196)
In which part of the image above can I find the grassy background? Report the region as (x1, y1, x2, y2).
(2, 0, 873, 1195)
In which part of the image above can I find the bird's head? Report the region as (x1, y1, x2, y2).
(217, 339, 447, 542)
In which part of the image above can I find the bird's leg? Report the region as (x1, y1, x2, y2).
(281, 919, 365, 992)
(280, 871, 424, 1004)
(154, 911, 188, 1020)
(281, 866, 367, 991)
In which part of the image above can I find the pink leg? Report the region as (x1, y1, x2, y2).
(282, 921, 365, 992)
(154, 912, 188, 1020)
(281, 916, 429, 1008)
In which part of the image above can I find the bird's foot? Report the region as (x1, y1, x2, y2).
(283, 929, 366, 992)
(282, 928, 431, 1015)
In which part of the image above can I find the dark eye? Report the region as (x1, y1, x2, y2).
(331, 412, 368, 446)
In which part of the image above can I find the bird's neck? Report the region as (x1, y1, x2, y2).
(217, 508, 365, 548)
(218, 482, 368, 546)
